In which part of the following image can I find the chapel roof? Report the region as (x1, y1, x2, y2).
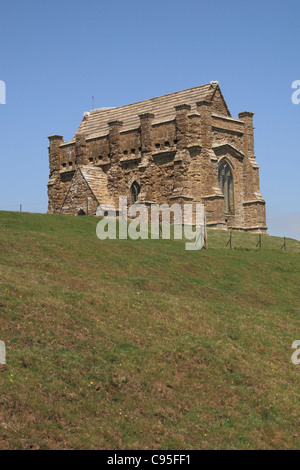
(71, 82, 230, 142)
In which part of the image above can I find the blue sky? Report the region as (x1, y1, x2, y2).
(0, 0, 299, 239)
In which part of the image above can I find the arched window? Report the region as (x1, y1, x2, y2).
(218, 161, 234, 214)
(130, 181, 140, 204)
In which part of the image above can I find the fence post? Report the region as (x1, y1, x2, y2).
(204, 211, 208, 249)
(226, 231, 232, 249)
(256, 233, 262, 249)
(281, 236, 286, 251)
(0, 341, 6, 365)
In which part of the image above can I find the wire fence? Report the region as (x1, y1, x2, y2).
(0, 203, 47, 213)
(0, 204, 295, 252)
(225, 231, 288, 252)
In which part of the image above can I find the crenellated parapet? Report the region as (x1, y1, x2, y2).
(196, 100, 213, 151)
(238, 111, 255, 157)
(139, 112, 154, 166)
(108, 120, 123, 164)
(48, 135, 64, 172)
(75, 133, 87, 165)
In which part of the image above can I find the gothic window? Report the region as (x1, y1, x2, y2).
(130, 181, 140, 204)
(218, 161, 234, 214)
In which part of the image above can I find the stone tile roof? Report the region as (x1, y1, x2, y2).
(80, 166, 114, 205)
(73, 82, 222, 141)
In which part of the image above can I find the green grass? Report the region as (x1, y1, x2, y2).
(0, 210, 300, 450)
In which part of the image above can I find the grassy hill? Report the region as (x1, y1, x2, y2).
(0, 211, 299, 450)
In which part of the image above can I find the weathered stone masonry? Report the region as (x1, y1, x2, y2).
(47, 82, 267, 232)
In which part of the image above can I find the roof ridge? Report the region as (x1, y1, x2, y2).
(89, 83, 212, 115)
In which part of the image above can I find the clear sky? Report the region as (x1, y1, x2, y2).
(0, 0, 299, 239)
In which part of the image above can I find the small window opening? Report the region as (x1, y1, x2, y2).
(130, 181, 141, 204)
(77, 209, 86, 216)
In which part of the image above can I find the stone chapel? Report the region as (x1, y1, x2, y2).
(47, 81, 267, 232)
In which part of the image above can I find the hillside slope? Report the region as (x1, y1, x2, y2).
(0, 211, 299, 450)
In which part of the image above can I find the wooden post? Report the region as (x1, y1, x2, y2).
(226, 231, 232, 249)
(204, 212, 208, 249)
(256, 233, 262, 249)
